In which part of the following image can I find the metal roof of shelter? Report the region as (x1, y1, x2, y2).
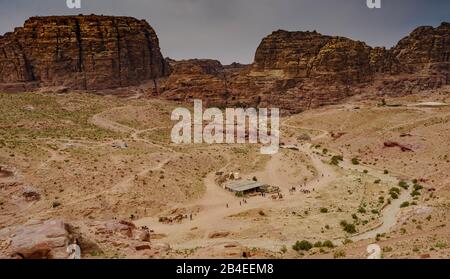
(225, 180, 267, 192)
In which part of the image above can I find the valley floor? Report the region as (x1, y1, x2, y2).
(0, 89, 449, 259)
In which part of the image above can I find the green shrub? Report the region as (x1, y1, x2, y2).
(333, 250, 346, 259)
(351, 158, 360, 165)
(340, 221, 357, 234)
(320, 208, 329, 213)
(390, 187, 401, 194)
(314, 241, 323, 248)
(399, 181, 409, 190)
(330, 155, 343, 166)
(389, 187, 400, 199)
(322, 240, 334, 248)
(411, 190, 421, 197)
(400, 201, 410, 208)
(293, 240, 313, 252)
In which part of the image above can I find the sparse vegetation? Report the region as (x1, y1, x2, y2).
(389, 187, 401, 199)
(323, 240, 334, 248)
(398, 181, 409, 190)
(330, 155, 343, 166)
(400, 201, 410, 208)
(333, 250, 346, 259)
(293, 240, 313, 252)
(340, 220, 357, 234)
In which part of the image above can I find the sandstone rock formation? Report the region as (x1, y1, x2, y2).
(159, 23, 449, 113)
(0, 15, 169, 92)
(9, 219, 69, 259)
(0, 16, 448, 113)
(161, 59, 228, 107)
(392, 23, 450, 74)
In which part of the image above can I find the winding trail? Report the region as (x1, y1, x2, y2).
(45, 104, 417, 251)
(135, 118, 413, 250)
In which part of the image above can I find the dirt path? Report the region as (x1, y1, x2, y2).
(89, 106, 135, 134)
(90, 107, 419, 251)
(144, 121, 416, 251)
(135, 134, 338, 249)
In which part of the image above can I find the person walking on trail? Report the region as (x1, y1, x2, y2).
(67, 239, 81, 259)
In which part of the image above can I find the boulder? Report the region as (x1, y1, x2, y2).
(10, 219, 69, 259)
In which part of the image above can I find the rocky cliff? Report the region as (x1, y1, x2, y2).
(161, 23, 449, 113)
(0, 16, 448, 113)
(0, 15, 169, 92)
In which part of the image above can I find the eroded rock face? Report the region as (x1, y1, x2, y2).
(161, 59, 228, 107)
(392, 23, 450, 74)
(0, 15, 169, 91)
(160, 23, 449, 113)
(1, 16, 448, 113)
(10, 219, 69, 259)
(252, 30, 331, 79)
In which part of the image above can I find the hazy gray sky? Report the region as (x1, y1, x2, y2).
(0, 0, 449, 64)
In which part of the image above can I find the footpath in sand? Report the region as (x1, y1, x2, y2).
(134, 119, 411, 251)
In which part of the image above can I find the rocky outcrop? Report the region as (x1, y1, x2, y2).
(0, 15, 169, 92)
(9, 219, 69, 259)
(252, 30, 331, 79)
(392, 23, 450, 74)
(252, 30, 374, 84)
(1, 16, 448, 112)
(161, 59, 229, 106)
(160, 23, 449, 113)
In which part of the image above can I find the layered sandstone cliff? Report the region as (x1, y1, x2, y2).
(0, 16, 448, 113)
(160, 23, 449, 113)
(0, 15, 169, 92)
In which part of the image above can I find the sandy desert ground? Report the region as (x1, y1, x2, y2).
(0, 88, 449, 259)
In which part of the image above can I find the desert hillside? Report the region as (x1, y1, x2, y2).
(0, 15, 449, 259)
